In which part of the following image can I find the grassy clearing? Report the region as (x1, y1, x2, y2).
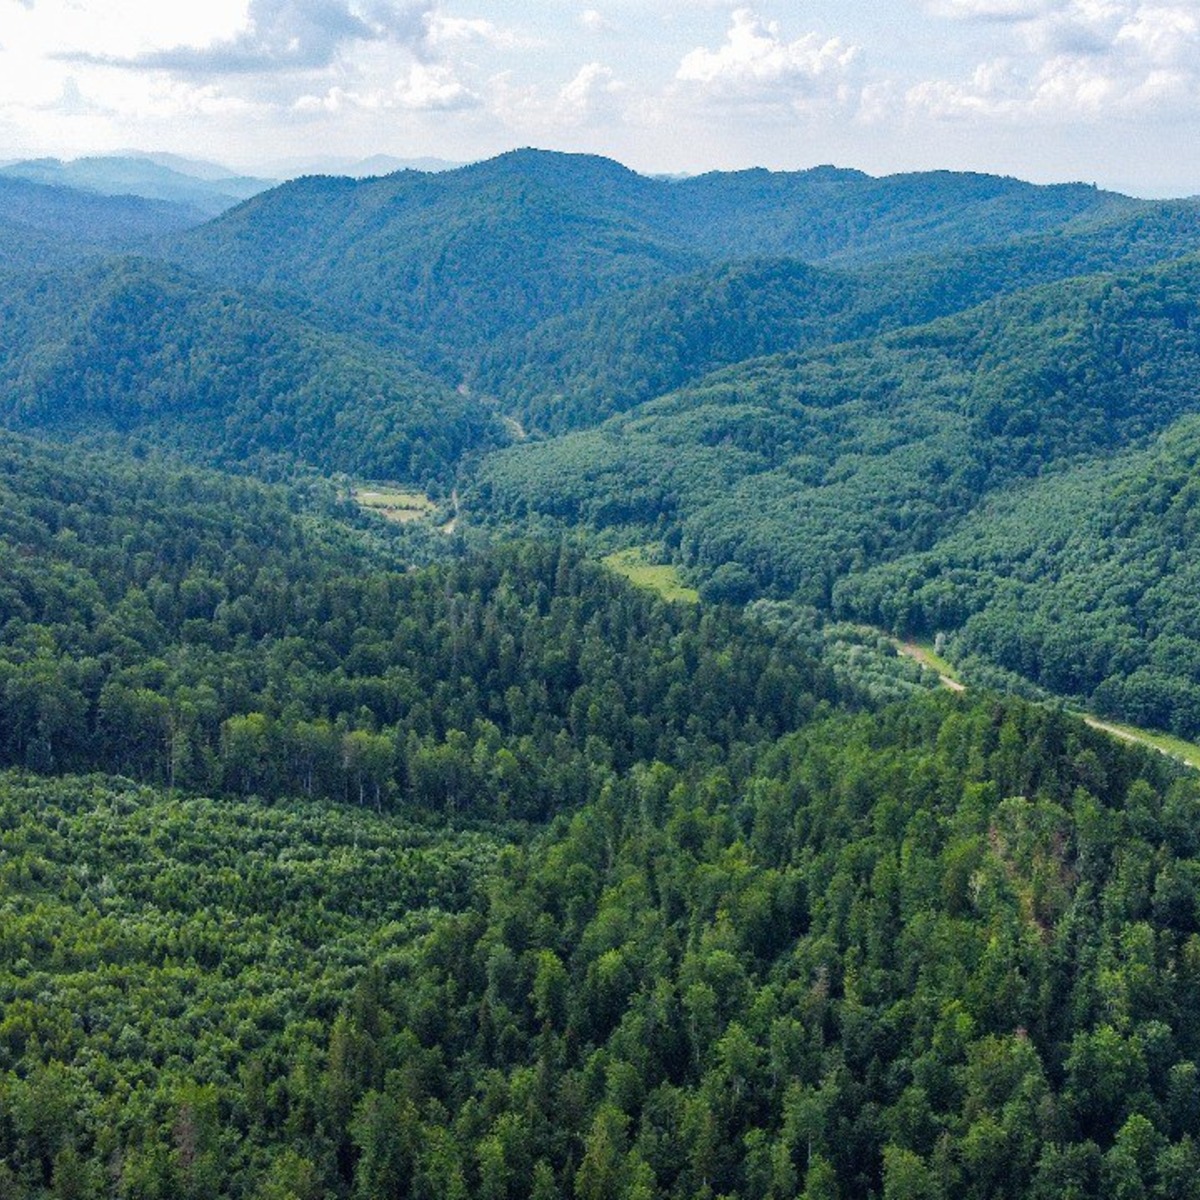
(353, 486, 437, 524)
(898, 639, 965, 690)
(1079, 715, 1200, 771)
(603, 547, 699, 604)
(866, 624, 1199, 769)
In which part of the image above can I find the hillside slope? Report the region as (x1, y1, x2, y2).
(0, 154, 271, 216)
(0, 258, 502, 481)
(474, 254, 1200, 733)
(168, 150, 1132, 375)
(3, 425, 1200, 1200)
(478, 200, 1200, 435)
(0, 176, 204, 269)
(836, 412, 1200, 735)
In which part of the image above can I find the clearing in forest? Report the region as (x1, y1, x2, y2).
(602, 547, 699, 604)
(353, 486, 437, 524)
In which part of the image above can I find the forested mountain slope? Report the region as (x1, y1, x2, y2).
(663, 163, 1129, 262)
(0, 432, 834, 809)
(166, 150, 1131, 375)
(0, 154, 271, 216)
(474, 254, 1200, 728)
(0, 176, 204, 270)
(5, 428, 1200, 1199)
(5, 690, 1200, 1198)
(167, 153, 699, 370)
(478, 200, 1200, 435)
(0, 258, 502, 482)
(836, 412, 1200, 736)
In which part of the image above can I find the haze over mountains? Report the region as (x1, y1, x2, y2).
(0, 154, 272, 218)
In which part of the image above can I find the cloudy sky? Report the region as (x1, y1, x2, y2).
(1, 0, 1198, 194)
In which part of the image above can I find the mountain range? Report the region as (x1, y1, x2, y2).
(8, 148, 1200, 740)
(5, 146, 1200, 1200)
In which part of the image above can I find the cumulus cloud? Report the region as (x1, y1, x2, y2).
(66, 0, 434, 74)
(580, 9, 617, 35)
(676, 8, 859, 105)
(294, 60, 479, 111)
(910, 0, 1200, 118)
(558, 61, 624, 122)
(425, 14, 527, 49)
(392, 60, 479, 107)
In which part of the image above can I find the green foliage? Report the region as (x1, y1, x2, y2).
(479, 200, 1200, 436)
(6, 685, 1200, 1198)
(0, 770, 500, 1200)
(838, 412, 1200, 738)
(170, 150, 1129, 377)
(7, 147, 1200, 1200)
(0, 258, 504, 483)
(0, 177, 201, 271)
(0, 432, 836, 814)
(475, 253, 1200, 737)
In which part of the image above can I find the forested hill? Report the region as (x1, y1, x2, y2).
(11, 147, 1200, 1200)
(0, 431, 835, 807)
(474, 252, 1200, 732)
(0, 154, 271, 217)
(0, 257, 504, 482)
(165, 154, 698, 370)
(0, 176, 204, 270)
(9, 423, 1200, 1200)
(165, 150, 1132, 374)
(835, 411, 1200, 736)
(478, 199, 1200, 435)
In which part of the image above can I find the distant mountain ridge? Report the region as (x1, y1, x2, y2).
(9, 145, 1200, 737)
(0, 153, 274, 216)
(166, 148, 1134, 377)
(0, 174, 206, 269)
(479, 195, 1200, 434)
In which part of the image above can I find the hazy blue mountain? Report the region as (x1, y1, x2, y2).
(167, 151, 698, 370)
(0, 174, 206, 269)
(0, 154, 273, 216)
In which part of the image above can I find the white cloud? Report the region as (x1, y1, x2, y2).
(676, 8, 859, 106)
(425, 14, 527, 50)
(1115, 4, 1200, 63)
(558, 61, 624, 123)
(580, 9, 617, 35)
(392, 60, 478, 108)
(66, 0, 434, 74)
(910, 1, 1200, 119)
(295, 59, 479, 111)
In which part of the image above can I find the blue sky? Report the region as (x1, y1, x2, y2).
(1, 1, 1198, 194)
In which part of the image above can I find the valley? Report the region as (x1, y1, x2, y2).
(3, 149, 1200, 1198)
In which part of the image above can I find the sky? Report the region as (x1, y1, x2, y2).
(1, 0, 1198, 195)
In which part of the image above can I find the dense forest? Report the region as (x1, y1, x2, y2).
(0, 259, 503, 483)
(474, 251, 1200, 736)
(4, 428, 1200, 1198)
(476, 200, 1200, 436)
(7, 149, 1200, 1198)
(0, 177, 201, 271)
